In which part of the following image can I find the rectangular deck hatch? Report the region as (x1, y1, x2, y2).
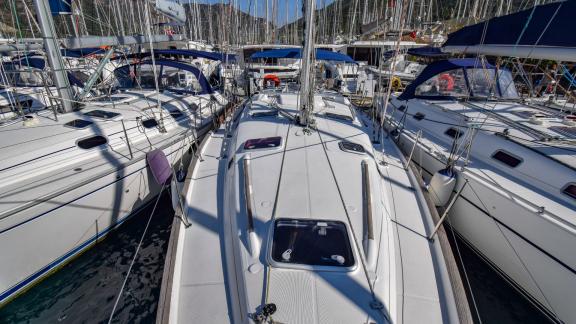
(271, 219, 354, 268)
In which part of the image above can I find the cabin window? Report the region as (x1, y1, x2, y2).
(413, 112, 425, 121)
(83, 110, 121, 120)
(77, 136, 107, 149)
(64, 119, 93, 129)
(491, 150, 522, 168)
(324, 112, 353, 121)
(142, 118, 158, 128)
(445, 127, 463, 139)
(244, 136, 282, 150)
(414, 69, 469, 98)
(562, 183, 576, 200)
(170, 111, 184, 119)
(339, 141, 365, 154)
(271, 219, 354, 267)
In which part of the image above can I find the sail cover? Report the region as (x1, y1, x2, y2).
(443, 0, 576, 61)
(49, 0, 72, 15)
(251, 49, 357, 64)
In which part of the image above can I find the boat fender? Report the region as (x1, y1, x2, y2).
(170, 178, 181, 213)
(23, 115, 40, 127)
(146, 149, 172, 186)
(563, 115, 576, 126)
(428, 168, 457, 207)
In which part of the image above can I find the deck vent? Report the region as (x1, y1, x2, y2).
(142, 118, 158, 129)
(77, 136, 107, 149)
(562, 183, 576, 199)
(398, 105, 406, 112)
(413, 112, 425, 121)
(83, 110, 121, 120)
(338, 141, 365, 154)
(244, 136, 282, 150)
(65, 119, 93, 129)
(324, 112, 353, 121)
(491, 150, 522, 168)
(445, 127, 463, 139)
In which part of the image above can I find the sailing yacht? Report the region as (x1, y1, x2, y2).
(383, 2, 576, 322)
(158, 1, 463, 323)
(0, 49, 230, 304)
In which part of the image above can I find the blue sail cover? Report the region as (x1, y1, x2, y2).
(49, 0, 72, 15)
(398, 58, 494, 101)
(407, 46, 449, 58)
(2, 56, 84, 87)
(113, 49, 236, 62)
(251, 49, 357, 64)
(444, 0, 576, 49)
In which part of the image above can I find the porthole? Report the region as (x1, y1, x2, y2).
(77, 136, 107, 149)
(324, 112, 353, 121)
(491, 150, 522, 168)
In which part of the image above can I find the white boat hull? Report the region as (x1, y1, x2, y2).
(0, 138, 192, 304)
(393, 131, 575, 323)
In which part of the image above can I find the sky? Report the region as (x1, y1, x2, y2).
(181, 0, 336, 25)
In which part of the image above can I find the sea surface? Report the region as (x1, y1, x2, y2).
(0, 194, 555, 324)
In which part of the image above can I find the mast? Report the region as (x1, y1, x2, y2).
(298, 0, 316, 127)
(33, 0, 75, 113)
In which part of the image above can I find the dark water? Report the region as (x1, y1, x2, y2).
(0, 194, 554, 324)
(447, 230, 555, 324)
(0, 193, 174, 324)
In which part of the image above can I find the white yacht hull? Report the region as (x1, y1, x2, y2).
(0, 137, 193, 305)
(393, 130, 575, 323)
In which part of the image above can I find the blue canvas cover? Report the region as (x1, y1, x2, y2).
(113, 59, 213, 94)
(61, 48, 108, 58)
(444, 0, 576, 48)
(49, 0, 72, 15)
(113, 49, 236, 62)
(250, 48, 357, 64)
(407, 46, 449, 58)
(398, 58, 494, 100)
(2, 56, 84, 87)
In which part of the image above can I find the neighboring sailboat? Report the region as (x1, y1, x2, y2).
(0, 0, 230, 305)
(383, 2, 576, 322)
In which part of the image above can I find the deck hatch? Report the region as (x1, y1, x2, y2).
(324, 112, 353, 121)
(445, 127, 463, 139)
(244, 136, 282, 150)
(562, 183, 576, 200)
(64, 119, 93, 129)
(491, 150, 522, 168)
(83, 110, 121, 120)
(142, 118, 158, 128)
(77, 136, 107, 149)
(271, 219, 354, 267)
(338, 141, 365, 154)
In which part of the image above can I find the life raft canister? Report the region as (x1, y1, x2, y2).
(263, 74, 281, 87)
(438, 73, 455, 91)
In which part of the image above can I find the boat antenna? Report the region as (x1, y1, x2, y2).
(298, 0, 316, 128)
(32, 0, 76, 113)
